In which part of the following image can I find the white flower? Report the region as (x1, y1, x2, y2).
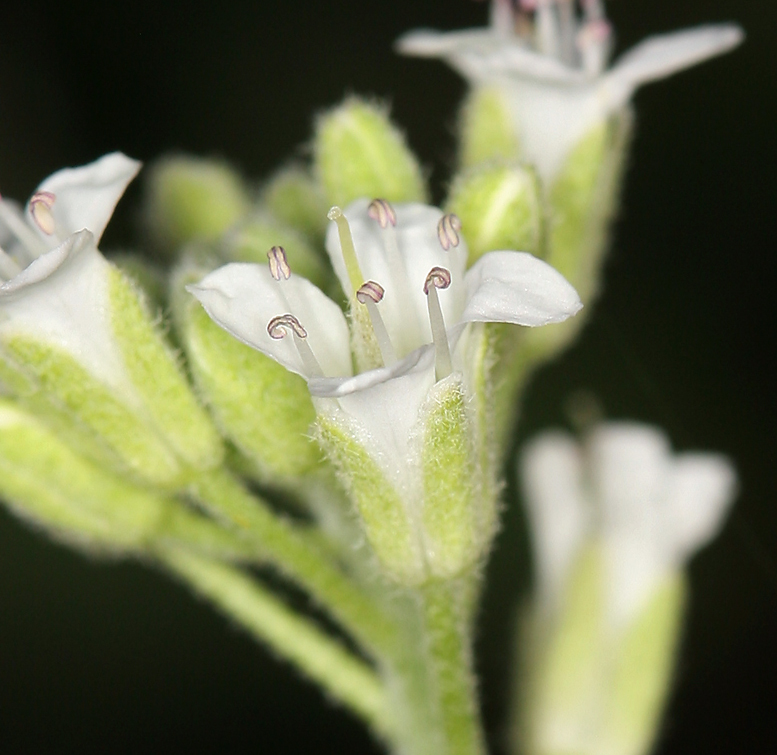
(521, 422, 736, 630)
(397, 1, 743, 183)
(0, 153, 141, 388)
(190, 199, 581, 486)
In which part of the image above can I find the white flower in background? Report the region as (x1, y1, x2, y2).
(521, 422, 737, 629)
(397, 0, 743, 183)
(190, 198, 581, 483)
(0, 153, 141, 388)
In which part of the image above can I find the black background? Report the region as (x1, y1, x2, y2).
(0, 1, 774, 752)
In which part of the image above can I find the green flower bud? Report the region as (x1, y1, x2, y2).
(446, 162, 544, 265)
(171, 260, 321, 483)
(261, 164, 329, 243)
(458, 86, 520, 169)
(313, 97, 427, 208)
(0, 400, 166, 552)
(222, 214, 332, 293)
(144, 154, 252, 252)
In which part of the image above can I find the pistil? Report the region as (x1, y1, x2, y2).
(424, 267, 453, 380)
(328, 206, 365, 295)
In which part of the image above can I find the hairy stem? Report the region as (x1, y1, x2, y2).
(190, 467, 398, 657)
(158, 546, 392, 736)
(420, 579, 487, 755)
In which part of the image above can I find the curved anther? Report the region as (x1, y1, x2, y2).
(424, 266, 452, 295)
(267, 245, 291, 281)
(367, 198, 397, 229)
(29, 191, 57, 236)
(356, 280, 385, 305)
(267, 313, 308, 340)
(437, 214, 462, 251)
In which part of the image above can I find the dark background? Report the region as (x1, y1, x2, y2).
(0, 1, 774, 752)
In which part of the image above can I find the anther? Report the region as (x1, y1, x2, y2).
(267, 314, 323, 377)
(367, 198, 397, 229)
(424, 267, 453, 380)
(29, 191, 57, 236)
(437, 214, 462, 251)
(267, 314, 307, 340)
(328, 206, 364, 295)
(424, 266, 452, 294)
(356, 280, 385, 304)
(267, 245, 291, 280)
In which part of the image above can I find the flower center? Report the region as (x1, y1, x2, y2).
(490, 0, 612, 74)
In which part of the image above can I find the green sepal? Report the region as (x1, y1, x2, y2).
(261, 164, 330, 243)
(108, 267, 224, 475)
(221, 213, 332, 293)
(110, 252, 169, 311)
(446, 161, 544, 265)
(418, 374, 480, 579)
(171, 262, 321, 482)
(458, 86, 520, 169)
(603, 573, 686, 755)
(0, 333, 183, 486)
(144, 154, 251, 252)
(0, 401, 166, 552)
(316, 412, 425, 585)
(525, 110, 633, 360)
(314, 97, 427, 208)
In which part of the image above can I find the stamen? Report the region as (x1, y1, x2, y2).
(555, 0, 578, 66)
(267, 313, 324, 377)
(582, 0, 605, 22)
(356, 280, 397, 366)
(328, 206, 364, 295)
(367, 198, 397, 229)
(490, 0, 516, 38)
(577, 20, 612, 76)
(0, 244, 22, 281)
(0, 196, 47, 262)
(368, 198, 411, 305)
(267, 245, 291, 280)
(424, 267, 453, 380)
(437, 214, 462, 251)
(29, 191, 57, 236)
(535, 0, 561, 59)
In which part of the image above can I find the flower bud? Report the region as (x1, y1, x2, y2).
(313, 97, 427, 208)
(446, 162, 544, 264)
(0, 400, 167, 552)
(457, 86, 521, 169)
(144, 154, 251, 252)
(261, 164, 329, 243)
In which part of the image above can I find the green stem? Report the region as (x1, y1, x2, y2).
(158, 546, 392, 737)
(190, 467, 398, 657)
(420, 579, 487, 755)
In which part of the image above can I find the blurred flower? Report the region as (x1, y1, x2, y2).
(397, 0, 743, 182)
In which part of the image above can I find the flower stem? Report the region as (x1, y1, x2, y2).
(420, 579, 487, 755)
(189, 467, 398, 657)
(158, 546, 392, 736)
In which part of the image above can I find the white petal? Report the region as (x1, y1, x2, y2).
(396, 28, 586, 85)
(589, 423, 672, 629)
(326, 200, 468, 358)
(0, 230, 131, 391)
(188, 263, 352, 379)
(663, 453, 736, 566)
(31, 152, 141, 243)
(312, 345, 437, 493)
(607, 24, 744, 97)
(520, 431, 589, 611)
(461, 250, 582, 327)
